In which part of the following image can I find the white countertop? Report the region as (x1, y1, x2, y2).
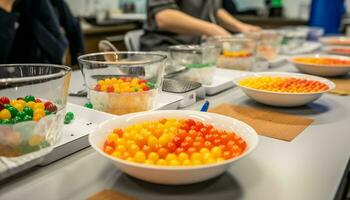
(0, 64, 349, 200)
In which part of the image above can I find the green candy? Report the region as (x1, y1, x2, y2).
(23, 115, 32, 121)
(64, 112, 74, 124)
(17, 111, 26, 119)
(7, 106, 18, 117)
(24, 95, 35, 102)
(84, 102, 93, 109)
(1, 119, 11, 124)
(23, 106, 33, 117)
(66, 112, 74, 120)
(12, 116, 22, 123)
(134, 88, 139, 92)
(45, 110, 52, 115)
(147, 82, 155, 89)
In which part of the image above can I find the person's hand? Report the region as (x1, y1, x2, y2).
(237, 23, 261, 33)
(0, 0, 15, 12)
(206, 24, 231, 36)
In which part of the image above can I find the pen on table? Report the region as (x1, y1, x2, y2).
(200, 100, 210, 112)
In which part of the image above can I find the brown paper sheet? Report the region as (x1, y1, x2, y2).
(87, 189, 136, 200)
(329, 75, 350, 96)
(209, 104, 314, 141)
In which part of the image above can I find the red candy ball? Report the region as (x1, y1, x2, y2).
(0, 97, 10, 105)
(44, 102, 57, 113)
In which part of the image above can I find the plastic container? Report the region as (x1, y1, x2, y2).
(78, 52, 166, 115)
(205, 36, 256, 71)
(167, 45, 220, 85)
(0, 64, 71, 157)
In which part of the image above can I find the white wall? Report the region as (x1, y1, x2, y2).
(65, 0, 312, 19)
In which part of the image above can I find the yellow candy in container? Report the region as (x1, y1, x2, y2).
(78, 52, 166, 115)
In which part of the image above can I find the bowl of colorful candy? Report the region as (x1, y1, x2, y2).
(290, 54, 350, 77)
(320, 36, 350, 46)
(89, 110, 258, 185)
(324, 46, 350, 56)
(0, 64, 71, 158)
(167, 44, 220, 85)
(205, 36, 256, 71)
(78, 52, 166, 115)
(234, 72, 335, 107)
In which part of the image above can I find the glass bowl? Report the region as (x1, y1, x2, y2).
(0, 64, 71, 157)
(279, 26, 308, 53)
(245, 30, 282, 61)
(205, 36, 256, 71)
(167, 44, 220, 85)
(78, 52, 166, 115)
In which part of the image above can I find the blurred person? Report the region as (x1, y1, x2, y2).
(0, 0, 84, 64)
(141, 0, 261, 51)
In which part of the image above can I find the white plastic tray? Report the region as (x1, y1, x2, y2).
(203, 68, 251, 95)
(269, 55, 288, 68)
(41, 103, 116, 165)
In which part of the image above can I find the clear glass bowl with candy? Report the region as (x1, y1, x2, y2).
(0, 64, 71, 157)
(204, 36, 256, 71)
(167, 44, 220, 85)
(78, 52, 166, 115)
(245, 30, 283, 61)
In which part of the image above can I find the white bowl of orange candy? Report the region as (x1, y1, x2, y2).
(289, 54, 350, 77)
(89, 110, 258, 185)
(234, 72, 335, 107)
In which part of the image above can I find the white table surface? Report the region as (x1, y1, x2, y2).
(0, 64, 349, 200)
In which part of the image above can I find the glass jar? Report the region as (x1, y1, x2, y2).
(78, 52, 166, 115)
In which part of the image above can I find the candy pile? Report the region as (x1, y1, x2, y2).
(239, 76, 329, 93)
(94, 77, 155, 93)
(329, 48, 350, 55)
(0, 96, 57, 124)
(103, 118, 247, 166)
(293, 57, 350, 66)
(222, 50, 252, 58)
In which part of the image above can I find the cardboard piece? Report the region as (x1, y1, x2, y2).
(209, 104, 314, 141)
(329, 75, 350, 96)
(87, 189, 136, 200)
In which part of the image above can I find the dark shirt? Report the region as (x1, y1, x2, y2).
(141, 0, 223, 51)
(0, 0, 84, 65)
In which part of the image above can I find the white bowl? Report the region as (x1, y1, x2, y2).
(89, 110, 259, 185)
(289, 54, 350, 77)
(323, 45, 350, 56)
(320, 36, 350, 46)
(234, 72, 335, 107)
